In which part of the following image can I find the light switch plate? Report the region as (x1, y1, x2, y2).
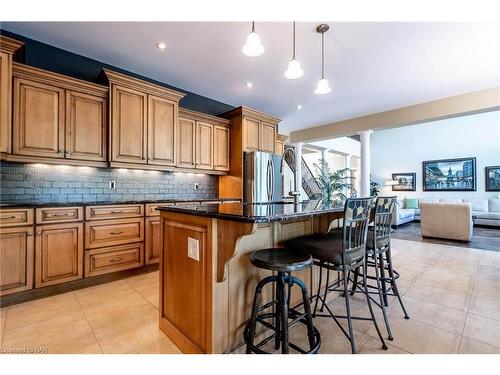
(187, 237, 200, 261)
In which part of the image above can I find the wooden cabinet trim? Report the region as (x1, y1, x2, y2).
(0, 208, 34, 228)
(35, 206, 83, 224)
(145, 203, 161, 217)
(0, 226, 34, 296)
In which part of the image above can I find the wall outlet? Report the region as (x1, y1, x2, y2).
(109, 180, 116, 190)
(187, 237, 200, 261)
(193, 183, 200, 190)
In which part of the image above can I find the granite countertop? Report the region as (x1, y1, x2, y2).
(156, 200, 344, 223)
(0, 198, 241, 208)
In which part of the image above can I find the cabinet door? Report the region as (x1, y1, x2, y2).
(111, 85, 147, 164)
(243, 117, 260, 151)
(260, 122, 276, 153)
(148, 95, 177, 166)
(196, 121, 213, 170)
(0, 52, 12, 154)
(213, 125, 229, 171)
(145, 217, 160, 265)
(35, 222, 83, 288)
(65, 90, 106, 162)
(0, 226, 34, 296)
(177, 117, 196, 168)
(275, 139, 284, 156)
(13, 78, 65, 158)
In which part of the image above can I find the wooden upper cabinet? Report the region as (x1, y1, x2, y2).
(196, 121, 213, 170)
(177, 117, 196, 168)
(243, 117, 260, 151)
(35, 222, 83, 288)
(214, 125, 230, 171)
(66, 90, 107, 162)
(275, 134, 287, 156)
(0, 226, 34, 296)
(13, 78, 65, 158)
(111, 85, 148, 164)
(0, 36, 23, 156)
(104, 69, 185, 169)
(260, 122, 276, 153)
(148, 95, 177, 166)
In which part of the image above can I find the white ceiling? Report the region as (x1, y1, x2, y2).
(2, 22, 499, 134)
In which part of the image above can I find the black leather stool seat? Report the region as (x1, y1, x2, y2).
(250, 248, 313, 272)
(286, 229, 362, 266)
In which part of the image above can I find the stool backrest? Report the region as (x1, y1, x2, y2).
(342, 197, 373, 266)
(373, 196, 397, 248)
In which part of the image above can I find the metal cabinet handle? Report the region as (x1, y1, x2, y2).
(47, 212, 70, 217)
(0, 216, 17, 220)
(110, 210, 124, 214)
(109, 257, 122, 263)
(109, 231, 123, 235)
(36, 232, 41, 235)
(27, 232, 33, 236)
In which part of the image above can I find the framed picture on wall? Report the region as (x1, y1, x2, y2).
(486, 166, 500, 191)
(391, 173, 416, 191)
(423, 157, 476, 192)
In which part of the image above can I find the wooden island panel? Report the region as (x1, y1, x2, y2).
(159, 209, 343, 354)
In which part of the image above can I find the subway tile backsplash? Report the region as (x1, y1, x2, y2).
(0, 162, 218, 204)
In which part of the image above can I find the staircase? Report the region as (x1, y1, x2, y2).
(283, 145, 322, 200)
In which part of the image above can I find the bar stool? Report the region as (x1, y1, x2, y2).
(243, 248, 321, 354)
(285, 197, 388, 354)
(350, 196, 409, 340)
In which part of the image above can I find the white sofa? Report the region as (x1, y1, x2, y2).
(420, 202, 473, 241)
(392, 198, 500, 227)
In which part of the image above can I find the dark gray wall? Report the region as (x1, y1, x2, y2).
(0, 162, 218, 204)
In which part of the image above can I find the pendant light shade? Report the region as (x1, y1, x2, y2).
(284, 22, 304, 79)
(242, 22, 264, 57)
(314, 24, 331, 94)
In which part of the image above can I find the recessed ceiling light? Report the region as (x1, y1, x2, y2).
(245, 82, 253, 88)
(297, 105, 302, 110)
(156, 42, 167, 50)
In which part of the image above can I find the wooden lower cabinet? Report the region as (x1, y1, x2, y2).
(0, 226, 34, 296)
(84, 243, 144, 277)
(35, 222, 84, 288)
(145, 217, 160, 265)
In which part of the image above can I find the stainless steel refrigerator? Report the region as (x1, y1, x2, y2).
(243, 151, 283, 203)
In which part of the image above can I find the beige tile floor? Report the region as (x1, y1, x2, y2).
(1, 238, 499, 354)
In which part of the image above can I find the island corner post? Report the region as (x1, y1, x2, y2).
(158, 208, 344, 354)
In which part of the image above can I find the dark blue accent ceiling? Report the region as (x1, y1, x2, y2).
(0, 29, 235, 116)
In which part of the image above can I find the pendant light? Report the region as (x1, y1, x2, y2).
(284, 22, 304, 79)
(314, 24, 332, 94)
(242, 21, 264, 57)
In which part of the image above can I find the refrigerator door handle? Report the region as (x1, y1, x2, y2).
(269, 159, 274, 201)
(267, 159, 273, 201)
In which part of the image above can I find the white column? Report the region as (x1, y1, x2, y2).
(357, 130, 373, 197)
(320, 149, 328, 176)
(294, 142, 303, 199)
(344, 154, 351, 198)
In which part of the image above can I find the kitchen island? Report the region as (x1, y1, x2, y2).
(157, 201, 344, 353)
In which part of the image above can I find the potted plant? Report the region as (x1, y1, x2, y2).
(313, 159, 355, 206)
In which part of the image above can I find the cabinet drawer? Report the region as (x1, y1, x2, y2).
(85, 204, 144, 220)
(0, 208, 34, 227)
(145, 203, 160, 217)
(85, 218, 144, 249)
(84, 243, 144, 277)
(36, 206, 83, 224)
